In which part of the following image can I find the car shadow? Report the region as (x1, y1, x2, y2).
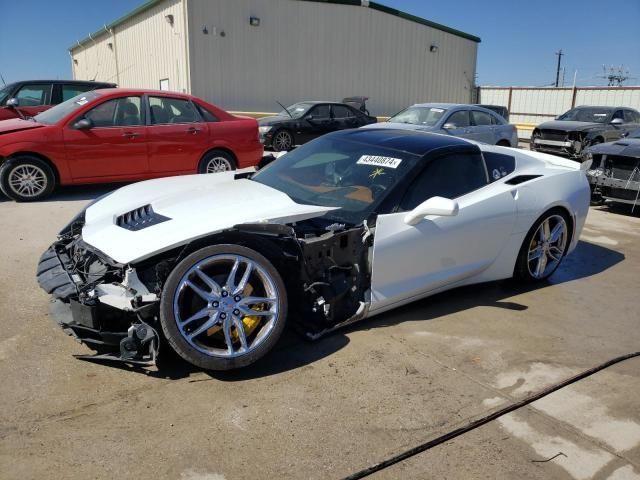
(73, 240, 625, 381)
(594, 203, 640, 218)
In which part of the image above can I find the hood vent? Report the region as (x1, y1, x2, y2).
(116, 204, 170, 231)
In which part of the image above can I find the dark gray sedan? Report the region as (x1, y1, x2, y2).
(363, 103, 518, 147)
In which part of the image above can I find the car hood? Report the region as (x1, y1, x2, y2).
(361, 122, 437, 132)
(588, 138, 640, 157)
(0, 118, 46, 135)
(258, 115, 292, 126)
(537, 120, 604, 132)
(82, 172, 337, 264)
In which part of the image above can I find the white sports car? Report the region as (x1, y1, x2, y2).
(37, 129, 591, 371)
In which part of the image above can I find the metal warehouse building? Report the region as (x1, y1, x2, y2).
(70, 0, 480, 115)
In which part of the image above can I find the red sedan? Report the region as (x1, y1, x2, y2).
(0, 89, 263, 201)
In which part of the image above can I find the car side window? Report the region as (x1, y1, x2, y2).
(612, 110, 624, 121)
(309, 104, 331, 119)
(623, 110, 640, 124)
(445, 110, 470, 128)
(62, 84, 94, 102)
(149, 96, 201, 124)
(15, 84, 52, 106)
(471, 110, 493, 127)
(332, 105, 353, 118)
(399, 152, 488, 210)
(194, 103, 219, 122)
(483, 152, 515, 182)
(84, 96, 144, 127)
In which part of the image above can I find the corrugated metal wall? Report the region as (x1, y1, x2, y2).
(479, 86, 640, 140)
(187, 0, 478, 115)
(71, 0, 188, 93)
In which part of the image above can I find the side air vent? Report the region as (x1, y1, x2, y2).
(116, 204, 170, 231)
(505, 174, 542, 185)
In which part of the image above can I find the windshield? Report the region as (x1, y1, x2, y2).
(388, 106, 447, 126)
(34, 91, 100, 125)
(557, 107, 613, 123)
(252, 135, 420, 225)
(278, 102, 312, 119)
(0, 84, 14, 105)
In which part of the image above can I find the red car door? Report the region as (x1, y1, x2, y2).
(146, 95, 209, 174)
(63, 95, 149, 180)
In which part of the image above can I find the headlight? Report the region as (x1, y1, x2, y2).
(259, 126, 272, 134)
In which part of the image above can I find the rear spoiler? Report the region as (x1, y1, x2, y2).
(342, 96, 370, 115)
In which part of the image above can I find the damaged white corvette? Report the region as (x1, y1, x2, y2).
(37, 129, 590, 370)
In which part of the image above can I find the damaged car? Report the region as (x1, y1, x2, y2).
(531, 106, 640, 160)
(37, 129, 590, 371)
(585, 129, 640, 209)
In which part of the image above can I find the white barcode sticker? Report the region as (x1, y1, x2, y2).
(357, 155, 402, 169)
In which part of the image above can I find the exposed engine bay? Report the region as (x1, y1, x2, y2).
(37, 213, 374, 365)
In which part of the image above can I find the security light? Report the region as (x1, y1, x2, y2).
(107, 42, 113, 51)
(249, 16, 260, 26)
(165, 14, 174, 26)
(430, 45, 438, 53)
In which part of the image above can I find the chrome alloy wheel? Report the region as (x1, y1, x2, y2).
(173, 254, 279, 358)
(272, 131, 292, 151)
(527, 214, 568, 279)
(8, 164, 47, 198)
(205, 156, 233, 173)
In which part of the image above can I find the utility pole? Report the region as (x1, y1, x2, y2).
(555, 49, 564, 87)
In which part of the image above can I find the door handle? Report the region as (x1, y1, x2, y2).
(186, 127, 202, 134)
(122, 132, 140, 138)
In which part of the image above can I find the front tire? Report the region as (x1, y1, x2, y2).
(0, 156, 56, 202)
(271, 129, 293, 152)
(160, 244, 288, 371)
(514, 209, 571, 282)
(198, 150, 237, 174)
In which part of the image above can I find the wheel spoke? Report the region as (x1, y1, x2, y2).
(233, 261, 253, 295)
(222, 317, 234, 353)
(232, 315, 248, 351)
(549, 222, 564, 243)
(541, 220, 551, 242)
(225, 258, 240, 292)
(184, 280, 212, 301)
(194, 268, 221, 295)
(535, 254, 548, 277)
(179, 307, 210, 327)
(528, 246, 543, 262)
(188, 312, 220, 339)
(548, 246, 563, 261)
(238, 305, 274, 317)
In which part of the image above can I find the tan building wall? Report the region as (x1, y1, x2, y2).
(70, 0, 479, 116)
(71, 0, 188, 93)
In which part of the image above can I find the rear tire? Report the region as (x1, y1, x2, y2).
(0, 156, 56, 202)
(198, 150, 237, 174)
(514, 209, 572, 282)
(159, 244, 288, 371)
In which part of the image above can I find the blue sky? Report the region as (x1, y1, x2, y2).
(1, 0, 639, 87)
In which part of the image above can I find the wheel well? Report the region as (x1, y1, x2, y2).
(5, 151, 60, 184)
(201, 147, 237, 164)
(496, 139, 511, 147)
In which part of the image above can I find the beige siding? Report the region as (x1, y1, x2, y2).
(187, 0, 478, 115)
(71, 0, 188, 93)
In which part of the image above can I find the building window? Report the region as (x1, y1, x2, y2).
(159, 79, 170, 91)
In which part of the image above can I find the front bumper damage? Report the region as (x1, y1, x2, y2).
(587, 165, 640, 208)
(531, 137, 585, 160)
(37, 243, 160, 365)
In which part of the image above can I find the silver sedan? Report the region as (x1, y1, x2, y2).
(364, 103, 519, 147)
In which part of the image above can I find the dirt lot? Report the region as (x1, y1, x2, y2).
(1, 185, 639, 480)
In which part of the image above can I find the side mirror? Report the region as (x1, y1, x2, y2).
(305, 115, 315, 122)
(610, 118, 624, 125)
(404, 196, 459, 226)
(442, 123, 456, 130)
(73, 118, 93, 130)
(6, 98, 19, 108)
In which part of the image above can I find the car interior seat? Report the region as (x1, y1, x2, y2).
(118, 101, 140, 126)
